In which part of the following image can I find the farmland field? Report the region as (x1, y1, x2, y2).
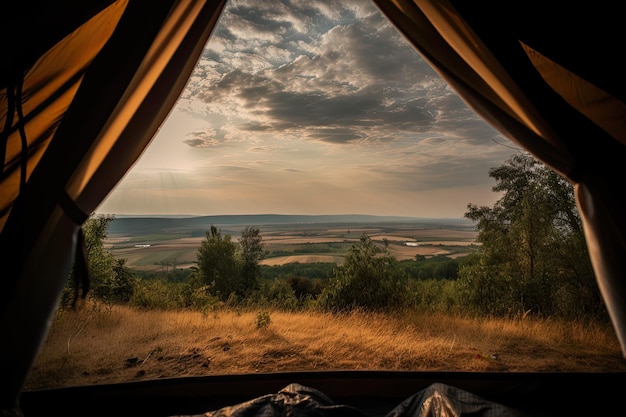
(105, 215, 478, 271)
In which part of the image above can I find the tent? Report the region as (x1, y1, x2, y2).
(1, 0, 625, 415)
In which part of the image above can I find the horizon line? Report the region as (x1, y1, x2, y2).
(98, 212, 473, 220)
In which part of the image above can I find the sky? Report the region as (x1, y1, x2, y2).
(96, 0, 521, 219)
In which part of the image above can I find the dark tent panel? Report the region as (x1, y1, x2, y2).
(2, 0, 625, 416)
(17, 371, 626, 417)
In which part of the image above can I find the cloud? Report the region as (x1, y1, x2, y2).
(182, 128, 223, 148)
(248, 146, 272, 153)
(187, 0, 490, 152)
(97, 0, 517, 218)
(303, 127, 363, 144)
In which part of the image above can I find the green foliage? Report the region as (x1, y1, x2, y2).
(110, 258, 135, 303)
(459, 153, 604, 319)
(130, 278, 217, 310)
(398, 256, 460, 280)
(286, 275, 324, 300)
(260, 262, 335, 281)
(130, 279, 184, 309)
(65, 214, 136, 307)
(255, 311, 272, 329)
(404, 278, 461, 314)
(196, 225, 241, 301)
(130, 267, 218, 310)
(82, 214, 116, 300)
(239, 226, 264, 293)
(196, 225, 265, 302)
(134, 268, 195, 283)
(320, 234, 406, 312)
(456, 253, 521, 316)
(259, 263, 330, 304)
(249, 278, 301, 311)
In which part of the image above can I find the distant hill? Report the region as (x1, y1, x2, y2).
(106, 214, 475, 236)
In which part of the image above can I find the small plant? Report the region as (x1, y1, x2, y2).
(255, 311, 271, 329)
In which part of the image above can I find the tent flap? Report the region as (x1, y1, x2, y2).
(0, 0, 227, 409)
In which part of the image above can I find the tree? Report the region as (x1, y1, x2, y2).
(239, 226, 264, 293)
(111, 258, 136, 303)
(66, 213, 135, 306)
(459, 153, 602, 318)
(196, 225, 241, 301)
(320, 234, 406, 311)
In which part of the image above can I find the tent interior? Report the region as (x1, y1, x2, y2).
(2, 0, 626, 416)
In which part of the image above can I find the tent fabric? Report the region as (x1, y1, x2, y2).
(0, 0, 127, 232)
(17, 370, 626, 417)
(1, 0, 626, 415)
(173, 383, 530, 417)
(0, 0, 227, 410)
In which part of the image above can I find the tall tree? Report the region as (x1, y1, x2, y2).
(111, 258, 136, 303)
(238, 226, 264, 294)
(196, 225, 241, 301)
(459, 153, 602, 318)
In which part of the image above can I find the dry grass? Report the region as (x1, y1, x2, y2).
(24, 304, 626, 390)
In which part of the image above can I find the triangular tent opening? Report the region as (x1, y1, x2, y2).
(2, 0, 626, 416)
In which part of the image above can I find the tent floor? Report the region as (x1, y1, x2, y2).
(18, 370, 626, 416)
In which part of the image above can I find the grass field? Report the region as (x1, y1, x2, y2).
(25, 304, 626, 391)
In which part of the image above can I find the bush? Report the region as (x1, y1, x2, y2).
(255, 311, 272, 329)
(320, 234, 406, 312)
